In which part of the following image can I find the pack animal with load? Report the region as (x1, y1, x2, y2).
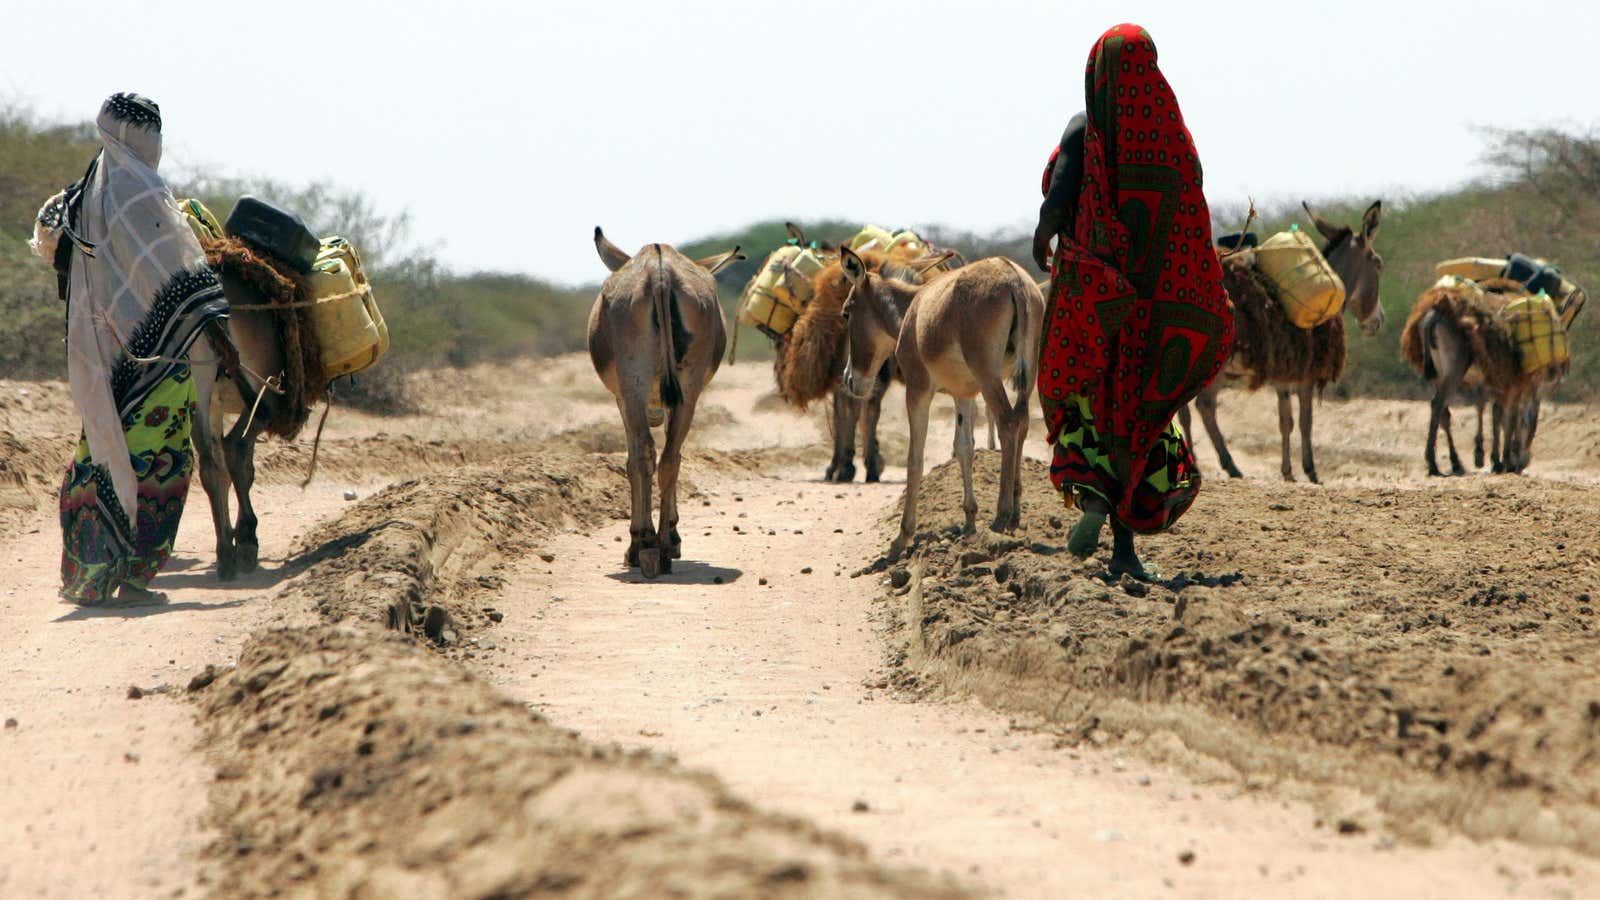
(1181, 201, 1386, 484)
(1402, 257, 1583, 476)
(739, 223, 962, 483)
(182, 195, 390, 579)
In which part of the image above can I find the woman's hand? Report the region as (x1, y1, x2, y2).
(1032, 223, 1055, 274)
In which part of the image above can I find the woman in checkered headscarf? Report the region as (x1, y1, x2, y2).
(35, 93, 228, 605)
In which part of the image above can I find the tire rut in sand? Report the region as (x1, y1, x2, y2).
(193, 444, 963, 897)
(877, 452, 1600, 856)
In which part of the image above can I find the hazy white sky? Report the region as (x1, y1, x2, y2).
(4, 0, 1596, 283)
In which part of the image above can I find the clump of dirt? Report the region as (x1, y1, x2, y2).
(197, 627, 962, 898)
(282, 449, 628, 644)
(880, 452, 1600, 855)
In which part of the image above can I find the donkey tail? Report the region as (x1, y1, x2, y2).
(1008, 270, 1040, 416)
(653, 245, 684, 407)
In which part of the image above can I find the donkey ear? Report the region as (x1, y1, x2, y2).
(1360, 200, 1382, 242)
(1301, 202, 1346, 243)
(785, 221, 806, 243)
(594, 227, 631, 272)
(839, 245, 867, 283)
(695, 246, 745, 276)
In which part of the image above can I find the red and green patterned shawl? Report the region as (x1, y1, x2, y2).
(1039, 23, 1234, 523)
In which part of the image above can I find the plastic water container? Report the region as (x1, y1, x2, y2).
(1255, 226, 1346, 329)
(319, 237, 389, 360)
(1434, 257, 1507, 282)
(306, 237, 386, 377)
(1502, 291, 1570, 374)
(848, 224, 895, 253)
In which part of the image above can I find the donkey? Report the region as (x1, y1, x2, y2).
(589, 228, 743, 578)
(1180, 201, 1384, 483)
(836, 246, 1042, 557)
(188, 273, 287, 580)
(1404, 279, 1556, 476)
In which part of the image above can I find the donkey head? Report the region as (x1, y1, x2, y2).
(837, 246, 906, 400)
(1304, 201, 1385, 337)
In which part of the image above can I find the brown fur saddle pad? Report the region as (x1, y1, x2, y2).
(1400, 278, 1531, 391)
(202, 235, 328, 438)
(1220, 252, 1345, 391)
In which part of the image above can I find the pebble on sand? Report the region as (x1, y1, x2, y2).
(852, 799, 871, 813)
(1178, 850, 1196, 866)
(343, 489, 358, 501)
(4, 717, 16, 729)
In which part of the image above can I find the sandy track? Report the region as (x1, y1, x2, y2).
(4, 357, 1597, 897)
(0, 483, 350, 898)
(480, 460, 1593, 898)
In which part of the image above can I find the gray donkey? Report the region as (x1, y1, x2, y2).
(589, 228, 742, 578)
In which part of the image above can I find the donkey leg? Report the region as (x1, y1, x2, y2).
(830, 390, 862, 483)
(1297, 383, 1319, 484)
(655, 393, 699, 573)
(893, 386, 933, 557)
(979, 382, 1020, 532)
(1439, 404, 1466, 476)
(1276, 388, 1296, 482)
(860, 370, 889, 483)
(1193, 386, 1243, 479)
(617, 395, 658, 573)
(1473, 397, 1486, 470)
(194, 401, 237, 581)
(1490, 401, 1505, 473)
(223, 419, 261, 575)
(953, 397, 979, 535)
(1424, 390, 1445, 477)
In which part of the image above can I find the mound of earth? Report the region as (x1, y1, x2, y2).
(193, 437, 962, 897)
(282, 449, 629, 644)
(879, 451, 1600, 854)
(197, 627, 962, 898)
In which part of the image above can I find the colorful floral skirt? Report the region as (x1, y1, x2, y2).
(59, 369, 198, 604)
(1048, 394, 1202, 535)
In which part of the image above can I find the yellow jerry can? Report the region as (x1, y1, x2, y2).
(1434, 257, 1508, 282)
(740, 245, 804, 335)
(306, 236, 387, 378)
(1255, 227, 1346, 329)
(1502, 291, 1570, 374)
(847, 224, 895, 253)
(176, 198, 225, 242)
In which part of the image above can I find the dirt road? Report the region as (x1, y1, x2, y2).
(0, 482, 353, 898)
(3, 358, 1597, 897)
(483, 459, 1595, 898)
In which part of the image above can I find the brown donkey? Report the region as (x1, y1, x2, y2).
(588, 228, 743, 578)
(836, 247, 1042, 557)
(1180, 201, 1384, 483)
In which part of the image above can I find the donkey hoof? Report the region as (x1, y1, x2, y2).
(1225, 469, 1245, 479)
(865, 468, 882, 484)
(638, 548, 662, 579)
(835, 463, 856, 483)
(217, 558, 238, 583)
(237, 544, 259, 575)
(1305, 471, 1320, 485)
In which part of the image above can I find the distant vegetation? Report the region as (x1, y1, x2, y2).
(0, 105, 591, 411)
(2, 105, 1595, 407)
